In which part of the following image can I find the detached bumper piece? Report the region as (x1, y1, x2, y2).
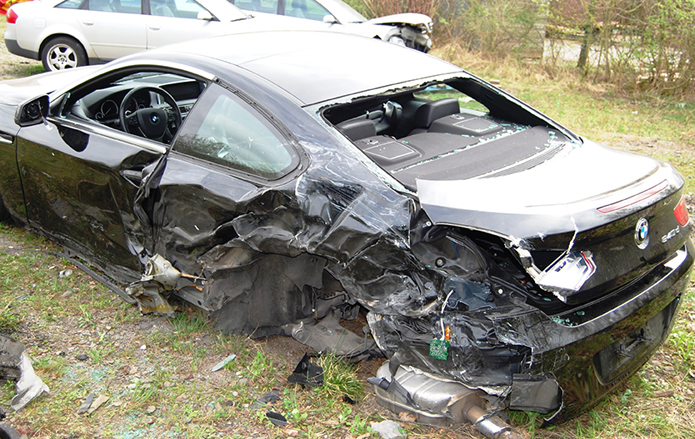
(370, 362, 521, 439)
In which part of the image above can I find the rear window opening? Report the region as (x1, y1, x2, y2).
(323, 79, 570, 189)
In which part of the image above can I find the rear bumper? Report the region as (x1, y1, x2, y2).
(498, 240, 694, 420)
(4, 38, 38, 60)
(371, 240, 694, 423)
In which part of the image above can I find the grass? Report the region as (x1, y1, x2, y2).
(433, 42, 695, 149)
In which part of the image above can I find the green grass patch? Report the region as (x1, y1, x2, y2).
(432, 44, 695, 149)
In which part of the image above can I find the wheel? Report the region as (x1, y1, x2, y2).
(41, 37, 87, 71)
(0, 195, 10, 223)
(0, 422, 20, 439)
(119, 86, 182, 143)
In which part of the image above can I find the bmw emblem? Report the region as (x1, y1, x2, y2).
(634, 218, 649, 249)
(151, 114, 159, 123)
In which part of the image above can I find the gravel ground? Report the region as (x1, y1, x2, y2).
(0, 35, 41, 80)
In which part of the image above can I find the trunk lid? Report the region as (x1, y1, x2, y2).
(417, 139, 689, 305)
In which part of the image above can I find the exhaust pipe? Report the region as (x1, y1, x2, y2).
(370, 361, 521, 439)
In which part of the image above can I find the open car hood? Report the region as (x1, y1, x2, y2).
(366, 13, 432, 28)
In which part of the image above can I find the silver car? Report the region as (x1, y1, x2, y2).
(4, 0, 331, 71)
(232, 0, 432, 52)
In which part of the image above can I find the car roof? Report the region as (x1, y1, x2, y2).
(158, 30, 460, 105)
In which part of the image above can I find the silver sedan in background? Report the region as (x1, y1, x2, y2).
(4, 0, 334, 71)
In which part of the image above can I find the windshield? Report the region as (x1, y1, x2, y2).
(323, 0, 366, 23)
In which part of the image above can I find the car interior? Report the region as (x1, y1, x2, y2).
(62, 70, 207, 144)
(58, 69, 297, 179)
(323, 80, 569, 188)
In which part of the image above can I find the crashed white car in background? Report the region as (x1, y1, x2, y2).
(230, 0, 433, 51)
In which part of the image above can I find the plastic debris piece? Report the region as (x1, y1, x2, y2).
(287, 353, 323, 387)
(340, 394, 356, 405)
(266, 411, 288, 427)
(429, 338, 449, 361)
(370, 420, 405, 439)
(77, 393, 95, 414)
(251, 389, 282, 409)
(10, 352, 50, 412)
(211, 354, 237, 372)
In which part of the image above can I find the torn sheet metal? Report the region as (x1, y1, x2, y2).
(282, 311, 379, 361)
(0, 336, 49, 412)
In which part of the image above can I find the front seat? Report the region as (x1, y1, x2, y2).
(287, 0, 308, 18)
(152, 0, 175, 16)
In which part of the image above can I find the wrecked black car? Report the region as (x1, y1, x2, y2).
(0, 31, 691, 433)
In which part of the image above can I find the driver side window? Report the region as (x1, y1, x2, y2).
(173, 84, 298, 179)
(62, 69, 206, 145)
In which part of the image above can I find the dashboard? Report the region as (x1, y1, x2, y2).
(70, 76, 206, 134)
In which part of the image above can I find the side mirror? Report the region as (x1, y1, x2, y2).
(15, 95, 49, 127)
(322, 14, 337, 24)
(197, 10, 213, 20)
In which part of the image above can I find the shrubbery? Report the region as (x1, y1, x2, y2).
(345, 0, 695, 97)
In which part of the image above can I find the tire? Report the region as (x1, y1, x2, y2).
(0, 196, 9, 223)
(41, 36, 87, 72)
(0, 422, 20, 439)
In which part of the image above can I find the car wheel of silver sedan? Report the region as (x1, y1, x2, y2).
(41, 37, 87, 72)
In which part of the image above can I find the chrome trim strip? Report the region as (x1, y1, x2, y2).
(0, 133, 12, 145)
(48, 117, 167, 155)
(664, 247, 688, 270)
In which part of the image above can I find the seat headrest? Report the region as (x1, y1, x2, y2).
(413, 98, 460, 128)
(336, 119, 377, 141)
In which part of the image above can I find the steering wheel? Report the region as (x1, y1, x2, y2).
(119, 86, 182, 143)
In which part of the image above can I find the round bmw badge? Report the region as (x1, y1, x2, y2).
(635, 218, 649, 249)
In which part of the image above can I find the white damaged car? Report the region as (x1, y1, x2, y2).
(230, 0, 433, 51)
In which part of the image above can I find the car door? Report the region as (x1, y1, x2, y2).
(77, 0, 148, 60)
(139, 81, 303, 274)
(132, 80, 309, 330)
(14, 67, 206, 281)
(145, 0, 224, 49)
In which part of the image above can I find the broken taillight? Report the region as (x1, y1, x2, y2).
(674, 196, 689, 226)
(536, 251, 596, 301)
(598, 180, 668, 213)
(7, 8, 18, 24)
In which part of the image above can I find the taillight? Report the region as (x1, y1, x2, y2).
(674, 196, 689, 226)
(7, 8, 18, 24)
(598, 180, 668, 213)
